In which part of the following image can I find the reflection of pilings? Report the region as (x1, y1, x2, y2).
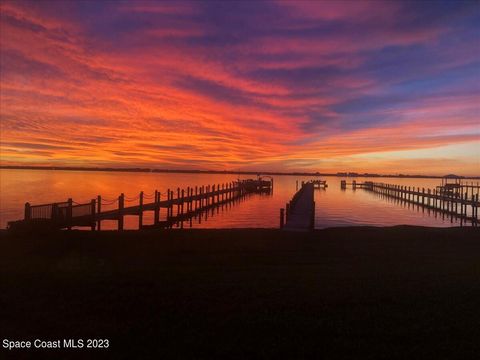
(142, 181, 272, 230)
(151, 187, 265, 229)
(362, 182, 479, 225)
(11, 179, 273, 232)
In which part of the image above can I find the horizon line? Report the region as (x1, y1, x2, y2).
(1, 165, 479, 180)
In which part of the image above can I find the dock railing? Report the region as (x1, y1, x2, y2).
(342, 181, 479, 224)
(11, 179, 273, 231)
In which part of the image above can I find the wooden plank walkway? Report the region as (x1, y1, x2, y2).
(8, 179, 273, 231)
(366, 182, 479, 223)
(282, 182, 315, 231)
(341, 181, 479, 224)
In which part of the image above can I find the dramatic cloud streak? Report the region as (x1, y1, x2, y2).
(0, 0, 479, 175)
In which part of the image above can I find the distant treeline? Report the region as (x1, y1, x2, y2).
(1, 165, 478, 179)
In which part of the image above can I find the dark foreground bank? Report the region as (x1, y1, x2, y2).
(1, 226, 479, 359)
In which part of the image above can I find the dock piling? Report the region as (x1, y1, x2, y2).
(67, 198, 73, 230)
(138, 191, 144, 229)
(118, 193, 124, 230)
(24, 202, 31, 221)
(97, 195, 102, 230)
(11, 178, 273, 231)
(90, 199, 96, 231)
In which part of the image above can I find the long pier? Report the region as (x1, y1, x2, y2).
(281, 181, 315, 231)
(9, 179, 273, 231)
(345, 181, 479, 224)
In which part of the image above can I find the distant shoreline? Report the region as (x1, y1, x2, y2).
(1, 165, 479, 179)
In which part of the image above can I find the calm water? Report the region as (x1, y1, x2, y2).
(0, 169, 473, 229)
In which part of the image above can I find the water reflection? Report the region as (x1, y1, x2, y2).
(1, 169, 477, 229)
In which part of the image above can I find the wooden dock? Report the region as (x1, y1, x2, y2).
(9, 179, 273, 231)
(340, 180, 369, 189)
(295, 179, 327, 190)
(312, 180, 328, 189)
(344, 181, 479, 224)
(281, 181, 315, 231)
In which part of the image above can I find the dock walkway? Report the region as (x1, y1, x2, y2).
(282, 182, 315, 231)
(340, 181, 479, 224)
(9, 179, 273, 231)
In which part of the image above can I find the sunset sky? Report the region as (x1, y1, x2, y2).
(0, 0, 479, 175)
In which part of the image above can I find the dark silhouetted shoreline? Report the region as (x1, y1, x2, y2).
(1, 165, 479, 179)
(1, 226, 479, 358)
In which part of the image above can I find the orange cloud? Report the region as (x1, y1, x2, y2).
(1, 1, 479, 175)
